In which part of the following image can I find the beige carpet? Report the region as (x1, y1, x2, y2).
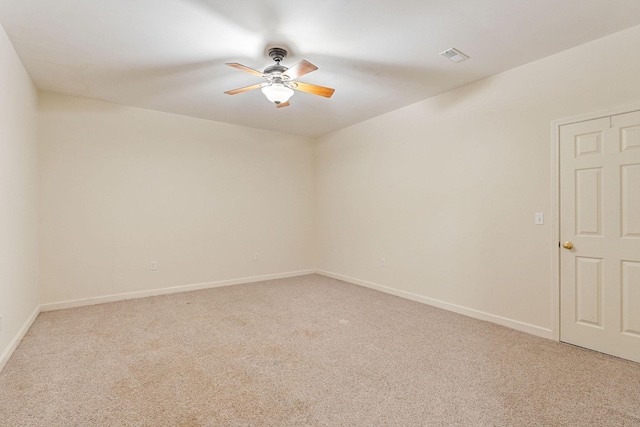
(1, 274, 639, 426)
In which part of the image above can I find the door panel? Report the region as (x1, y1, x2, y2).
(575, 256, 603, 327)
(575, 168, 602, 236)
(621, 124, 640, 151)
(621, 261, 640, 336)
(560, 111, 640, 363)
(621, 164, 640, 238)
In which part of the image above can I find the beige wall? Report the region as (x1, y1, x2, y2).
(0, 24, 39, 364)
(315, 25, 640, 336)
(39, 93, 316, 305)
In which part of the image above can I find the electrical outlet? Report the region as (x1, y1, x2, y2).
(150, 261, 157, 271)
(381, 258, 386, 267)
(254, 253, 259, 261)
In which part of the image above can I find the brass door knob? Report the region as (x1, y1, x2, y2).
(563, 242, 574, 249)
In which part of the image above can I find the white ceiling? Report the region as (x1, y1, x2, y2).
(2, 0, 640, 137)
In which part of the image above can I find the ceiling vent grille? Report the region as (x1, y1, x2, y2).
(440, 48, 469, 63)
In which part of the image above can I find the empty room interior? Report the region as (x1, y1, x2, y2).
(1, 0, 640, 425)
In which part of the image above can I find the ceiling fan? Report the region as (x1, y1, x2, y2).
(224, 47, 335, 108)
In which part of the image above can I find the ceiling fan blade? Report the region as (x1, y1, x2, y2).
(283, 60, 317, 80)
(293, 81, 335, 98)
(224, 83, 266, 95)
(276, 101, 290, 108)
(225, 63, 265, 78)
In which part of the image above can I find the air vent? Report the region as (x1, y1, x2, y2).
(440, 48, 469, 63)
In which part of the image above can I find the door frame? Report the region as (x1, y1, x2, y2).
(551, 101, 640, 342)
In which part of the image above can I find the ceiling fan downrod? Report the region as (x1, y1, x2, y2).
(264, 48, 289, 76)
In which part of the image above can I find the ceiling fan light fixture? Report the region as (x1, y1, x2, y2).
(261, 83, 294, 104)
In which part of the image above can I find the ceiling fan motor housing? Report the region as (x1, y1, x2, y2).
(264, 64, 287, 75)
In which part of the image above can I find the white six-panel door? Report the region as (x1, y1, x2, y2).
(560, 111, 640, 363)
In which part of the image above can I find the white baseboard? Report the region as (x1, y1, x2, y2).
(40, 269, 316, 312)
(0, 305, 40, 373)
(316, 270, 554, 340)
(4, 269, 552, 374)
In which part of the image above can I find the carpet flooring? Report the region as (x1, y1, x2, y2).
(1, 274, 639, 426)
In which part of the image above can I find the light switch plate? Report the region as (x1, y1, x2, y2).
(535, 212, 544, 225)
